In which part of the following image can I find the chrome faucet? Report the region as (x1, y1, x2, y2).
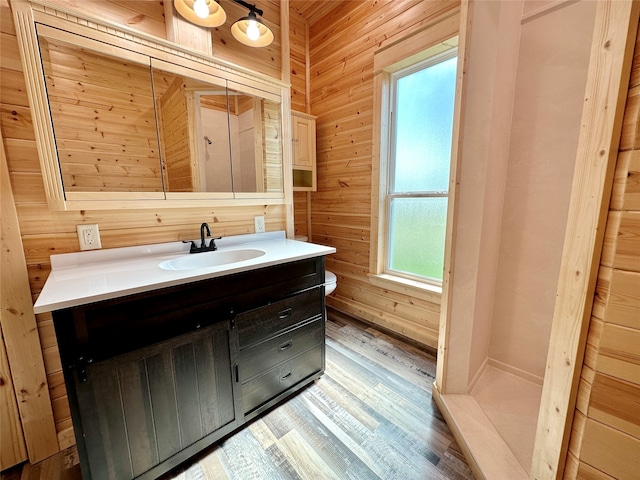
(183, 222, 221, 253)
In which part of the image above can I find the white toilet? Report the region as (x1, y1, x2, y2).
(324, 270, 337, 296)
(295, 235, 336, 296)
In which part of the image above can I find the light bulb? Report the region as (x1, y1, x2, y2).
(193, 0, 209, 19)
(246, 20, 260, 41)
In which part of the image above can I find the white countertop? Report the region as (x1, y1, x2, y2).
(34, 231, 335, 314)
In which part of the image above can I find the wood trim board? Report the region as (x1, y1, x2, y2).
(0, 125, 58, 462)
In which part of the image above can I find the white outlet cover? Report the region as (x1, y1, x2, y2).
(254, 216, 265, 233)
(77, 224, 102, 251)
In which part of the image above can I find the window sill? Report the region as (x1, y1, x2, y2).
(368, 273, 442, 305)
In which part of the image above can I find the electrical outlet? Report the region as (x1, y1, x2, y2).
(77, 224, 102, 251)
(254, 215, 265, 233)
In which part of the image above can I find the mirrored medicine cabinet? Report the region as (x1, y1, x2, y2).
(12, 0, 290, 211)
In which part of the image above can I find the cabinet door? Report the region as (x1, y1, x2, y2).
(72, 322, 235, 480)
(292, 115, 315, 168)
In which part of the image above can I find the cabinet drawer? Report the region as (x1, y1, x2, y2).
(236, 287, 323, 349)
(239, 318, 323, 382)
(242, 344, 323, 414)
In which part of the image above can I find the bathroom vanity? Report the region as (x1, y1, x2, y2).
(34, 232, 335, 480)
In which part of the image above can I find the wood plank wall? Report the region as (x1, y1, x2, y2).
(210, 0, 282, 80)
(293, 191, 309, 237)
(305, 0, 460, 348)
(0, 0, 286, 451)
(289, 3, 310, 238)
(564, 21, 640, 480)
(289, 4, 307, 114)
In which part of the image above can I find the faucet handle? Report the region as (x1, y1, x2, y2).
(208, 237, 222, 251)
(182, 240, 198, 253)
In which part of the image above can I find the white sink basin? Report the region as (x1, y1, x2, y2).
(159, 249, 266, 271)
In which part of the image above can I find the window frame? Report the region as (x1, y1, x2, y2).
(385, 49, 457, 285)
(369, 14, 460, 303)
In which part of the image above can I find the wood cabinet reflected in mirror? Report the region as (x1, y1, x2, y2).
(14, 0, 290, 210)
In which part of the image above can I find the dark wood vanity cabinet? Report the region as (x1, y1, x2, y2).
(51, 257, 326, 480)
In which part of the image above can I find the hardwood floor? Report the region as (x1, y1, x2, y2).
(1, 310, 473, 480)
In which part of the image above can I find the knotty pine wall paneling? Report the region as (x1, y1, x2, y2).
(289, 4, 308, 114)
(290, 3, 311, 239)
(307, 0, 460, 348)
(564, 21, 640, 479)
(293, 191, 309, 237)
(1, 0, 286, 449)
(210, 0, 282, 80)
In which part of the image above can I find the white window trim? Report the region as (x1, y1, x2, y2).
(369, 10, 459, 303)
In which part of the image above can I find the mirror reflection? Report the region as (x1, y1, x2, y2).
(222, 91, 284, 194)
(39, 36, 163, 193)
(152, 69, 234, 193)
(37, 32, 284, 198)
(197, 90, 234, 192)
(266, 98, 284, 193)
(226, 88, 263, 193)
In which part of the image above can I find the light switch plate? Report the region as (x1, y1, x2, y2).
(254, 215, 265, 233)
(77, 224, 102, 251)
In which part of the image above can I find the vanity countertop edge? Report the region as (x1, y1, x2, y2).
(34, 231, 336, 314)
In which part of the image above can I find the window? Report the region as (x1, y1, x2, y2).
(387, 52, 457, 283)
(370, 27, 458, 297)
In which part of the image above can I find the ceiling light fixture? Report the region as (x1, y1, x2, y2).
(173, 0, 226, 27)
(173, 0, 273, 47)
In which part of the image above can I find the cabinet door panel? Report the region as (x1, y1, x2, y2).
(74, 322, 234, 480)
(119, 360, 159, 476)
(145, 352, 182, 461)
(292, 115, 314, 168)
(76, 363, 134, 480)
(173, 342, 203, 447)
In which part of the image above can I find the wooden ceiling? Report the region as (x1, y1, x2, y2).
(289, 0, 343, 26)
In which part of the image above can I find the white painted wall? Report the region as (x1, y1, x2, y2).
(442, 0, 597, 391)
(489, 0, 596, 380)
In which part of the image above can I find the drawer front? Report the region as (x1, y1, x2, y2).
(236, 287, 323, 349)
(239, 318, 323, 382)
(242, 344, 323, 414)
